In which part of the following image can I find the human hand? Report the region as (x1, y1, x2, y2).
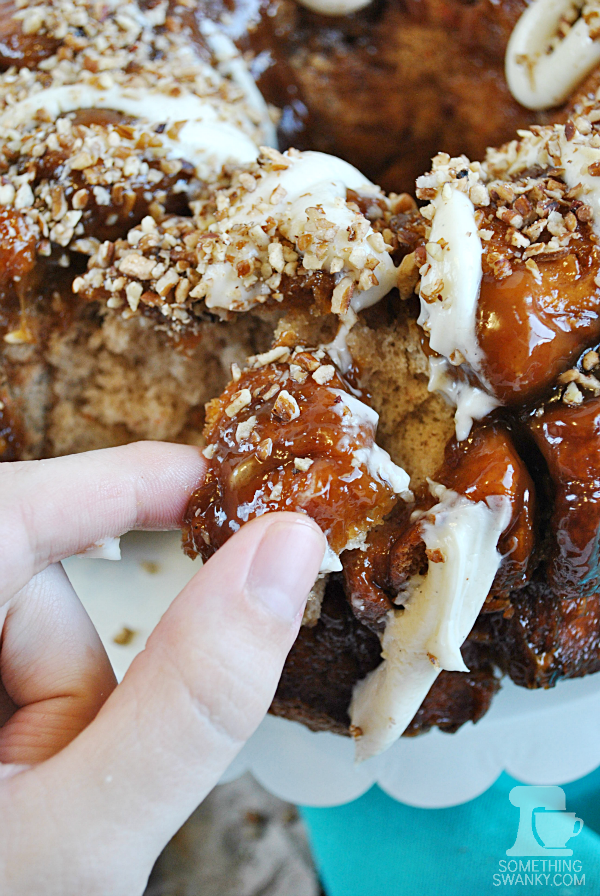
(0, 442, 325, 895)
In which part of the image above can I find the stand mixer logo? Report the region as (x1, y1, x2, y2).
(492, 786, 586, 887)
(507, 786, 583, 856)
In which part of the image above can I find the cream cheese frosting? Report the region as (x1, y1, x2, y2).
(197, 150, 398, 313)
(294, 0, 374, 15)
(415, 156, 500, 438)
(318, 388, 412, 574)
(77, 536, 122, 561)
(350, 483, 511, 761)
(0, 83, 263, 178)
(506, 0, 600, 110)
(427, 357, 502, 443)
(418, 185, 484, 372)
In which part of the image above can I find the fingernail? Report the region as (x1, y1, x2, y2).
(246, 520, 326, 622)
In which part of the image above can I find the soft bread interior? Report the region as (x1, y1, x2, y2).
(5, 295, 454, 483)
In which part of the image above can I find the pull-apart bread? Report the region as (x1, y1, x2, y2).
(2, 0, 600, 760)
(212, 0, 600, 190)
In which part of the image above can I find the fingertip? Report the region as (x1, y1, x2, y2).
(196, 511, 326, 622)
(243, 514, 326, 623)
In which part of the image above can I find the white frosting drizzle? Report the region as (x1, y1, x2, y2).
(506, 0, 600, 111)
(199, 20, 278, 148)
(350, 484, 511, 762)
(415, 182, 500, 438)
(418, 186, 484, 374)
(294, 0, 373, 15)
(558, 129, 600, 230)
(354, 444, 413, 496)
(428, 356, 502, 442)
(0, 83, 262, 178)
(320, 543, 344, 574)
(325, 309, 358, 373)
(331, 389, 412, 499)
(202, 151, 397, 312)
(316, 388, 411, 574)
(332, 387, 379, 428)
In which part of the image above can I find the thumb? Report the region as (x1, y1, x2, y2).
(2, 513, 325, 896)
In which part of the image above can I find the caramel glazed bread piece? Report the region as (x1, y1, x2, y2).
(183, 102, 600, 759)
(2, 0, 600, 759)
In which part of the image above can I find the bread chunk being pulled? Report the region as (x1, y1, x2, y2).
(183, 339, 537, 759)
(183, 343, 412, 579)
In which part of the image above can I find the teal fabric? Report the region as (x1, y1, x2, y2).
(300, 769, 600, 895)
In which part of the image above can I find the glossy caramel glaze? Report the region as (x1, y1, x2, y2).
(342, 423, 536, 632)
(221, 0, 547, 191)
(0, 208, 47, 345)
(0, 208, 36, 288)
(476, 582, 600, 688)
(439, 425, 536, 597)
(183, 348, 402, 561)
(528, 397, 600, 598)
(0, 0, 57, 69)
(477, 212, 600, 406)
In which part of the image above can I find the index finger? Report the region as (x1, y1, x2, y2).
(0, 441, 205, 603)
